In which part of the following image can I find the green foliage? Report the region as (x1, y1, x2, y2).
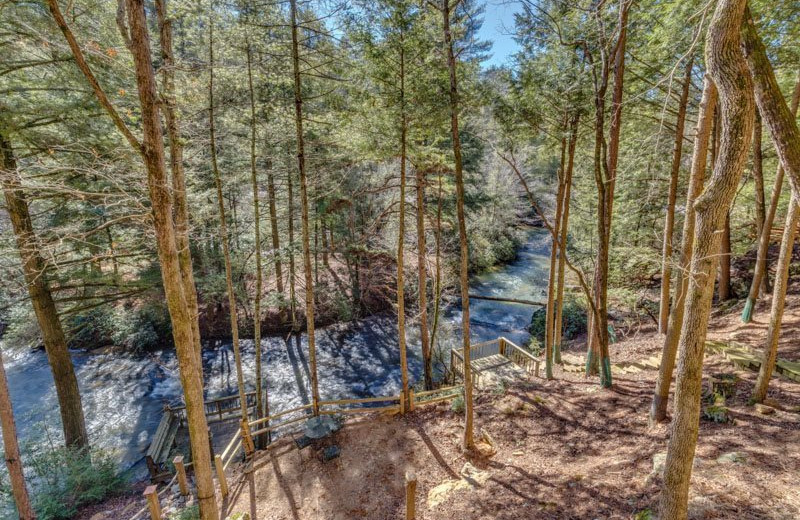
(26, 447, 126, 520)
(171, 505, 200, 520)
(65, 301, 172, 351)
(450, 394, 465, 414)
(528, 294, 587, 346)
(634, 509, 654, 520)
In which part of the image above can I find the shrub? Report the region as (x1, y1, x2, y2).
(451, 395, 465, 414)
(26, 446, 126, 520)
(528, 294, 587, 346)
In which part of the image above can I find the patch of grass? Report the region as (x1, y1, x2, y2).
(451, 395, 465, 414)
(26, 446, 126, 520)
(633, 509, 654, 520)
(171, 505, 200, 520)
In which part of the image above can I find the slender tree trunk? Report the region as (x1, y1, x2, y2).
(287, 151, 298, 331)
(553, 114, 579, 363)
(429, 172, 443, 354)
(290, 0, 320, 414)
(719, 212, 732, 300)
(209, 19, 247, 420)
(658, 56, 694, 333)
(267, 168, 284, 296)
(742, 71, 800, 322)
(545, 123, 567, 378)
(50, 0, 219, 515)
(659, 0, 754, 515)
(417, 169, 432, 390)
(0, 348, 35, 520)
(397, 42, 410, 406)
(0, 130, 88, 450)
(154, 0, 203, 369)
(442, 0, 473, 449)
(245, 39, 268, 440)
(741, 8, 800, 402)
(752, 112, 768, 297)
(650, 77, 718, 423)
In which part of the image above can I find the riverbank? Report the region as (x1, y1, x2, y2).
(82, 283, 800, 520)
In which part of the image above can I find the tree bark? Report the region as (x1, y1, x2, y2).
(417, 168, 432, 390)
(245, 38, 268, 438)
(290, 0, 320, 414)
(553, 114, 579, 363)
(658, 56, 694, 333)
(154, 0, 203, 369)
(659, 0, 754, 516)
(741, 8, 800, 402)
(397, 40, 410, 407)
(208, 19, 247, 421)
(742, 71, 800, 322)
(0, 130, 88, 450)
(751, 112, 768, 297)
(442, 0, 473, 449)
(0, 347, 35, 520)
(47, 1, 219, 515)
(545, 121, 567, 378)
(650, 77, 717, 424)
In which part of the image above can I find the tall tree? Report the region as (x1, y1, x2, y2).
(650, 75, 718, 423)
(46, 1, 219, 516)
(0, 347, 35, 520)
(659, 0, 754, 515)
(0, 129, 88, 449)
(658, 56, 695, 334)
(208, 12, 248, 421)
(289, 0, 321, 414)
(741, 7, 800, 403)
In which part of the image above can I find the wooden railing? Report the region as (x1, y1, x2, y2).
(500, 337, 541, 378)
(450, 336, 541, 382)
(409, 385, 463, 411)
(167, 391, 259, 424)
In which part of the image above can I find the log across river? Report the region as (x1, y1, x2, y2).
(0, 228, 550, 479)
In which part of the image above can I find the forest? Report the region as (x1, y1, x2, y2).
(0, 0, 798, 518)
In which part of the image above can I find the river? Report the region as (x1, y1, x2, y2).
(0, 228, 550, 480)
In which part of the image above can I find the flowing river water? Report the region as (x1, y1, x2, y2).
(0, 228, 550, 481)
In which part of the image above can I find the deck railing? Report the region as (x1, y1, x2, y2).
(450, 336, 541, 382)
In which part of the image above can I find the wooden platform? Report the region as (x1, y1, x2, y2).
(470, 354, 529, 389)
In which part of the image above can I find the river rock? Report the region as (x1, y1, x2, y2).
(716, 451, 747, 464)
(755, 403, 775, 415)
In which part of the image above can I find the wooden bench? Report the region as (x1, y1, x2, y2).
(146, 410, 179, 482)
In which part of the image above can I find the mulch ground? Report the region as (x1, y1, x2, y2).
(217, 302, 800, 520)
(82, 291, 800, 520)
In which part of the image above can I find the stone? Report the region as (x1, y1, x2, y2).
(426, 463, 490, 509)
(716, 451, 747, 464)
(652, 452, 667, 475)
(755, 403, 775, 415)
(90, 512, 107, 520)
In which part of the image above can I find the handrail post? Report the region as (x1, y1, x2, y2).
(405, 471, 417, 520)
(144, 485, 162, 520)
(214, 454, 229, 497)
(241, 418, 255, 457)
(173, 455, 188, 497)
(499, 337, 506, 356)
(409, 389, 415, 412)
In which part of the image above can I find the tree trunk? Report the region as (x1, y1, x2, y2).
(417, 168, 432, 390)
(650, 77, 717, 424)
(752, 111, 768, 297)
(659, 0, 754, 516)
(0, 348, 35, 520)
(429, 172, 444, 355)
(545, 122, 567, 378)
(442, 0, 473, 450)
(209, 19, 248, 421)
(719, 212, 732, 300)
(0, 130, 88, 450)
(290, 0, 320, 415)
(741, 8, 800, 402)
(397, 41, 410, 406)
(287, 150, 298, 331)
(742, 71, 800, 322)
(154, 0, 203, 369)
(553, 114, 579, 363)
(267, 168, 284, 297)
(658, 56, 694, 334)
(245, 38, 268, 441)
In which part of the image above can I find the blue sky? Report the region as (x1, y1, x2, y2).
(477, 0, 522, 68)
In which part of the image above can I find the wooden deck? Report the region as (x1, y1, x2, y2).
(450, 337, 542, 389)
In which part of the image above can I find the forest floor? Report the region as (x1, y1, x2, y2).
(80, 291, 800, 520)
(213, 293, 800, 520)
